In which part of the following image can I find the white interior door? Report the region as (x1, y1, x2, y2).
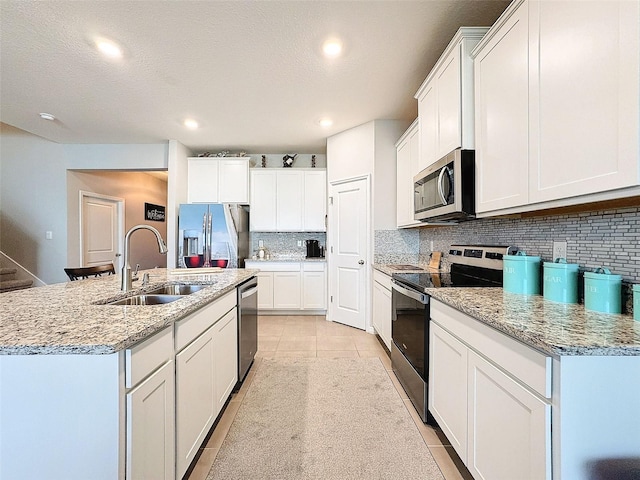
(80, 192, 124, 269)
(328, 177, 369, 330)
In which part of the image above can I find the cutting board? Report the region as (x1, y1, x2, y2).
(429, 252, 442, 270)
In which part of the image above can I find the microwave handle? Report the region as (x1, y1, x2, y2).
(437, 166, 448, 205)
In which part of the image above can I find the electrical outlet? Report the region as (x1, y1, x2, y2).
(259, 240, 264, 248)
(552, 241, 567, 261)
(430, 240, 434, 252)
(297, 240, 302, 247)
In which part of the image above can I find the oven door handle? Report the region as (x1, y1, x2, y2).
(391, 281, 429, 304)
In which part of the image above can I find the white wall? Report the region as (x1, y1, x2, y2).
(166, 140, 191, 269)
(0, 123, 69, 284)
(326, 121, 375, 184)
(64, 144, 169, 170)
(373, 119, 406, 230)
(66, 171, 168, 270)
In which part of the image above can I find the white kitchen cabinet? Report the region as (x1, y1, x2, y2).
(430, 299, 552, 480)
(213, 309, 238, 414)
(371, 270, 392, 350)
(246, 260, 327, 312)
(473, 0, 529, 213)
(250, 170, 277, 231)
(174, 291, 238, 479)
(303, 170, 327, 231)
(175, 325, 216, 478)
(256, 271, 275, 309)
(126, 360, 175, 480)
(303, 262, 327, 310)
(395, 120, 422, 228)
(474, 0, 640, 215)
(250, 169, 327, 232)
(429, 322, 468, 463)
(467, 350, 550, 480)
(415, 28, 488, 170)
(276, 170, 304, 231)
(187, 157, 250, 204)
(273, 271, 302, 309)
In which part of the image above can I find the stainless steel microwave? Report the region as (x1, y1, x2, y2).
(414, 148, 475, 222)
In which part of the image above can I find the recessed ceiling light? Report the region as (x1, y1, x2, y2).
(184, 118, 199, 130)
(322, 39, 343, 58)
(318, 118, 333, 128)
(39, 113, 56, 121)
(96, 38, 123, 59)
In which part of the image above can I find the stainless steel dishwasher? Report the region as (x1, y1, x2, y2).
(237, 277, 258, 385)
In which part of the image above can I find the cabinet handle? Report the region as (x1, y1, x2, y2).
(358, 260, 365, 265)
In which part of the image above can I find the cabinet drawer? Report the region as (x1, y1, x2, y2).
(175, 290, 236, 352)
(245, 261, 301, 272)
(431, 299, 552, 398)
(373, 270, 391, 290)
(303, 262, 326, 272)
(125, 326, 173, 388)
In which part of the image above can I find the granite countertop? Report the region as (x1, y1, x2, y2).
(374, 263, 640, 356)
(0, 268, 258, 355)
(246, 257, 326, 263)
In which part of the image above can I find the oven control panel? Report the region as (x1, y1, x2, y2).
(448, 245, 509, 270)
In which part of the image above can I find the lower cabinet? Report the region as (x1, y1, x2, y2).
(371, 270, 392, 350)
(246, 261, 327, 312)
(213, 309, 239, 413)
(127, 360, 175, 480)
(429, 299, 551, 480)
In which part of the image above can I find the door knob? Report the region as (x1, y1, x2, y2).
(358, 260, 365, 265)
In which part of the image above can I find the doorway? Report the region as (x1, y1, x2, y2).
(327, 176, 370, 330)
(79, 191, 124, 270)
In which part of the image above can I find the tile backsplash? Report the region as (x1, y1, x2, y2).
(249, 232, 326, 259)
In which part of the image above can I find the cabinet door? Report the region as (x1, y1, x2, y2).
(213, 310, 238, 413)
(256, 272, 274, 309)
(218, 159, 249, 203)
(188, 158, 219, 203)
(273, 271, 302, 309)
(528, 0, 640, 203)
(436, 45, 462, 158)
(175, 328, 216, 478)
(276, 170, 304, 231)
(250, 170, 277, 231)
(396, 124, 421, 228)
(474, 2, 529, 213)
(418, 83, 438, 172)
(303, 170, 327, 231)
(372, 280, 391, 350)
(302, 270, 327, 310)
(429, 322, 468, 463)
(467, 350, 551, 480)
(126, 361, 175, 480)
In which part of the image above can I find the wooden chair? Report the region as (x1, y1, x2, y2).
(64, 264, 116, 281)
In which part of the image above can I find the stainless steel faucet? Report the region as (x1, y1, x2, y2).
(121, 225, 168, 291)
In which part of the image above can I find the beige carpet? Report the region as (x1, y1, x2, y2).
(207, 357, 445, 480)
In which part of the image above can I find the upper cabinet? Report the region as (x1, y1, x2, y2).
(187, 157, 250, 204)
(396, 119, 421, 228)
(474, 0, 640, 215)
(415, 27, 489, 173)
(249, 169, 326, 232)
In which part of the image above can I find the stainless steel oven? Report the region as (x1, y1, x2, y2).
(391, 245, 507, 424)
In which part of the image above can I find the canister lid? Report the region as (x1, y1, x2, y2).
(543, 258, 579, 271)
(584, 267, 622, 281)
(633, 284, 640, 292)
(504, 250, 541, 263)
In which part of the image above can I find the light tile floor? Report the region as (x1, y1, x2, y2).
(187, 315, 472, 480)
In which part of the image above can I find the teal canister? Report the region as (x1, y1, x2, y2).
(543, 258, 579, 304)
(584, 267, 622, 314)
(503, 251, 541, 295)
(633, 284, 640, 321)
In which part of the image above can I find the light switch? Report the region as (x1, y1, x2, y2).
(45, 231, 53, 240)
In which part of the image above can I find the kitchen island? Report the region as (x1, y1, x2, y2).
(0, 268, 257, 480)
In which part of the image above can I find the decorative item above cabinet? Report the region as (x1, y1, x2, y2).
(414, 27, 489, 173)
(187, 156, 250, 204)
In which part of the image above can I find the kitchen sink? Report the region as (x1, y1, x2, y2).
(107, 294, 183, 306)
(145, 284, 207, 296)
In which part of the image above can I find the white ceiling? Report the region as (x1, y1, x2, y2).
(0, 0, 510, 154)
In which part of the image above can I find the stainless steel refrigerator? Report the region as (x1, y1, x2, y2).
(177, 203, 249, 268)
